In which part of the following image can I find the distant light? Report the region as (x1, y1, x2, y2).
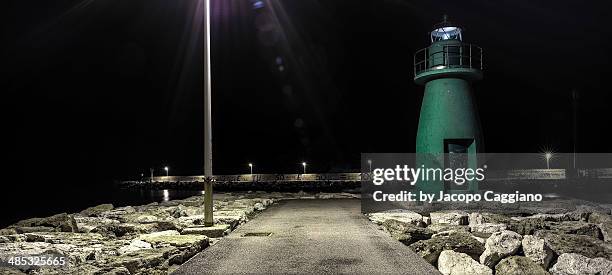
(275, 56, 283, 65)
(251, 0, 264, 9)
(540, 148, 555, 169)
(545, 152, 553, 160)
(248, 163, 253, 167)
(367, 159, 372, 164)
(164, 166, 169, 171)
(278, 65, 285, 72)
(302, 162, 307, 166)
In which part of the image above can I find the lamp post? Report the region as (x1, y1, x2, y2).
(367, 159, 372, 173)
(202, 0, 214, 227)
(164, 166, 169, 176)
(248, 163, 253, 175)
(302, 162, 307, 174)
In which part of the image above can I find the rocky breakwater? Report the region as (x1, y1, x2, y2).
(367, 204, 612, 275)
(0, 192, 358, 274)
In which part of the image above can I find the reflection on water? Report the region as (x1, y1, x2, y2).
(163, 189, 169, 202)
(132, 189, 203, 205)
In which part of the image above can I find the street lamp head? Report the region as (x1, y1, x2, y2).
(302, 162, 306, 166)
(248, 163, 253, 167)
(367, 159, 372, 164)
(544, 152, 553, 160)
(164, 166, 169, 171)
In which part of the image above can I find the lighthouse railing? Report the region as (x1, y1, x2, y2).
(414, 43, 483, 77)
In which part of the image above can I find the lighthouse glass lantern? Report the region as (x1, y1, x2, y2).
(431, 26, 462, 42)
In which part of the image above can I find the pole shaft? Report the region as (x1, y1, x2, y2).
(203, 0, 213, 177)
(572, 89, 577, 169)
(203, 0, 214, 227)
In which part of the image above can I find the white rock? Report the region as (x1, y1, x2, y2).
(469, 213, 485, 225)
(470, 223, 507, 234)
(135, 215, 158, 224)
(480, 230, 523, 268)
(139, 230, 180, 239)
(117, 239, 152, 255)
(254, 203, 265, 211)
(430, 211, 469, 225)
(550, 253, 612, 275)
(438, 250, 493, 275)
(368, 210, 424, 227)
(521, 235, 553, 269)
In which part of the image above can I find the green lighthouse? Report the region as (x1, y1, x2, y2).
(414, 16, 484, 194)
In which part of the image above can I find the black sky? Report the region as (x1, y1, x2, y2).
(3, 0, 612, 187)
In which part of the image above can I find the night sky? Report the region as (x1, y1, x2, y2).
(3, 0, 612, 192)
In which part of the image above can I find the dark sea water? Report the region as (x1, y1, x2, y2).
(1, 184, 204, 228)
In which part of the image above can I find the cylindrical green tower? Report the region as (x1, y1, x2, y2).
(414, 16, 484, 194)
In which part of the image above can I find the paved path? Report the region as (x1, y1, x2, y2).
(174, 199, 439, 274)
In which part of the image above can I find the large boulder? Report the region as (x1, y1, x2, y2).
(494, 256, 549, 275)
(430, 211, 469, 225)
(438, 250, 492, 275)
(98, 206, 136, 222)
(507, 218, 547, 235)
(409, 231, 485, 264)
(13, 213, 78, 233)
(368, 210, 424, 227)
(109, 246, 176, 274)
(521, 235, 554, 269)
(534, 230, 612, 260)
(470, 223, 507, 234)
(137, 230, 209, 266)
(74, 216, 120, 233)
(181, 225, 231, 238)
(469, 213, 512, 226)
(165, 205, 188, 218)
(588, 212, 612, 242)
(427, 224, 470, 233)
(549, 253, 612, 275)
(480, 230, 523, 268)
(382, 219, 435, 245)
(544, 221, 603, 240)
(117, 239, 152, 255)
(0, 267, 27, 274)
(0, 229, 18, 236)
(135, 215, 159, 224)
(78, 204, 114, 217)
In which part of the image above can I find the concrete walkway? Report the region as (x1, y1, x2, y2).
(174, 199, 439, 274)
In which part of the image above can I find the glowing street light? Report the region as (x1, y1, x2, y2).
(544, 152, 553, 169)
(302, 162, 307, 174)
(367, 159, 372, 173)
(248, 163, 253, 175)
(164, 166, 169, 176)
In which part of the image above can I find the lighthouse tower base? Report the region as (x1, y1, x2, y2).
(415, 78, 483, 195)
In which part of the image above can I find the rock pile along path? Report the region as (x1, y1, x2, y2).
(174, 199, 439, 274)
